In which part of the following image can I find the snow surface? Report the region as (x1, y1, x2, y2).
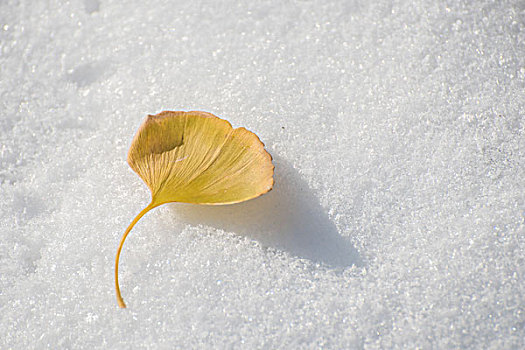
(1, 0, 524, 348)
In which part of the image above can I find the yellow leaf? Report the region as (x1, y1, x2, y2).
(115, 111, 274, 308)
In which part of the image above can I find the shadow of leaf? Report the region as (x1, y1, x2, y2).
(168, 156, 362, 268)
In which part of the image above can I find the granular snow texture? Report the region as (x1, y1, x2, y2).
(0, 0, 524, 348)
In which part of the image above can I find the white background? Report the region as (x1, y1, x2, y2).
(1, 0, 523, 348)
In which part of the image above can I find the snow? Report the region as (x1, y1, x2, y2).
(1, 0, 524, 348)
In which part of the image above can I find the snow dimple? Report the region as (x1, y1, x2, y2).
(0, 231, 43, 291)
(84, 0, 100, 14)
(10, 190, 47, 222)
(66, 62, 109, 87)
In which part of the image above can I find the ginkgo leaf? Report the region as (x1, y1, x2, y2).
(115, 111, 274, 308)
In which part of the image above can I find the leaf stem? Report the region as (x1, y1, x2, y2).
(115, 202, 158, 308)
